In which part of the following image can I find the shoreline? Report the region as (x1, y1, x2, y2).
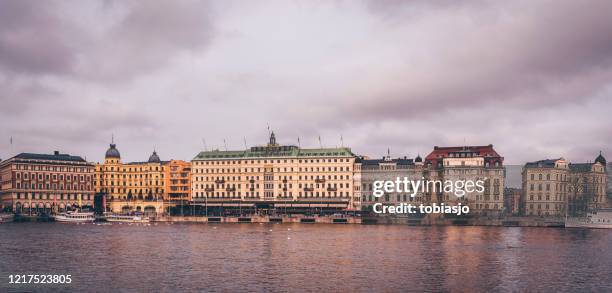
(1, 214, 580, 228)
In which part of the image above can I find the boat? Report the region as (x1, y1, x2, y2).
(565, 208, 612, 229)
(53, 211, 95, 223)
(0, 213, 14, 223)
(104, 213, 150, 223)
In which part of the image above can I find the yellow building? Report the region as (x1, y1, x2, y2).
(191, 132, 356, 214)
(522, 158, 569, 217)
(94, 143, 166, 215)
(568, 160, 607, 215)
(522, 155, 607, 217)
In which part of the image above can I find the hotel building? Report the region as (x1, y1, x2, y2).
(357, 154, 425, 211)
(0, 151, 95, 213)
(191, 132, 356, 213)
(424, 145, 505, 215)
(94, 143, 167, 215)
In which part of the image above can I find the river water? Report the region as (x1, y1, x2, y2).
(0, 223, 610, 292)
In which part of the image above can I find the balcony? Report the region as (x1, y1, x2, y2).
(304, 187, 314, 192)
(214, 179, 225, 184)
(205, 187, 214, 192)
(327, 187, 337, 192)
(315, 178, 326, 184)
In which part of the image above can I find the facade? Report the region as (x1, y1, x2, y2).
(191, 132, 356, 214)
(425, 145, 505, 215)
(94, 144, 167, 215)
(0, 151, 95, 213)
(568, 159, 607, 215)
(358, 154, 425, 211)
(522, 158, 569, 217)
(164, 160, 192, 203)
(522, 154, 607, 217)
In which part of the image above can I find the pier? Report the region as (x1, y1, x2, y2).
(153, 215, 362, 224)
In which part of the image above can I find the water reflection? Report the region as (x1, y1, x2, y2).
(0, 223, 610, 292)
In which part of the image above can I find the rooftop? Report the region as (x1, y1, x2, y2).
(524, 158, 563, 168)
(3, 151, 88, 164)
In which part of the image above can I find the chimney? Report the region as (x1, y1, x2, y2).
(54, 151, 60, 155)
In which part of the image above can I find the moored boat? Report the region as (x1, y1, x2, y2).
(0, 213, 15, 223)
(104, 213, 150, 223)
(54, 211, 95, 223)
(565, 208, 612, 229)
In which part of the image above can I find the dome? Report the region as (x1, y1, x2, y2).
(105, 144, 121, 159)
(148, 151, 161, 163)
(595, 151, 606, 165)
(415, 154, 423, 163)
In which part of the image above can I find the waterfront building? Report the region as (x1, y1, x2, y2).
(503, 187, 522, 216)
(94, 143, 167, 215)
(522, 154, 607, 217)
(522, 158, 569, 217)
(424, 145, 505, 215)
(164, 159, 192, 211)
(0, 151, 95, 213)
(568, 155, 607, 215)
(191, 132, 357, 214)
(358, 154, 425, 211)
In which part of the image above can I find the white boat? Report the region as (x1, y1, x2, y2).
(105, 213, 150, 223)
(0, 213, 14, 223)
(565, 208, 612, 229)
(54, 211, 95, 223)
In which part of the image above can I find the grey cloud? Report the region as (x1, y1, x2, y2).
(0, 0, 216, 81)
(0, 0, 610, 165)
(0, 1, 77, 75)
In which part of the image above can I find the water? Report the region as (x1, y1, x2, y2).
(1, 223, 611, 292)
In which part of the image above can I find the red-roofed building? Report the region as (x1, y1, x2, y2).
(425, 145, 504, 168)
(424, 145, 505, 216)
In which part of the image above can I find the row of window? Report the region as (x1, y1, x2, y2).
(14, 164, 92, 172)
(15, 173, 91, 182)
(193, 174, 350, 182)
(101, 166, 162, 172)
(15, 182, 91, 191)
(193, 191, 350, 198)
(194, 166, 351, 174)
(14, 193, 92, 200)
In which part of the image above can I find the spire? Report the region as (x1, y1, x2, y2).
(269, 131, 277, 145)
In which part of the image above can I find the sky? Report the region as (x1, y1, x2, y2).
(0, 0, 611, 165)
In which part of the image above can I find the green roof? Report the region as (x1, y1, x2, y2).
(193, 145, 355, 161)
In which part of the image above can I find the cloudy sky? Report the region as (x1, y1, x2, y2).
(1, 0, 611, 164)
